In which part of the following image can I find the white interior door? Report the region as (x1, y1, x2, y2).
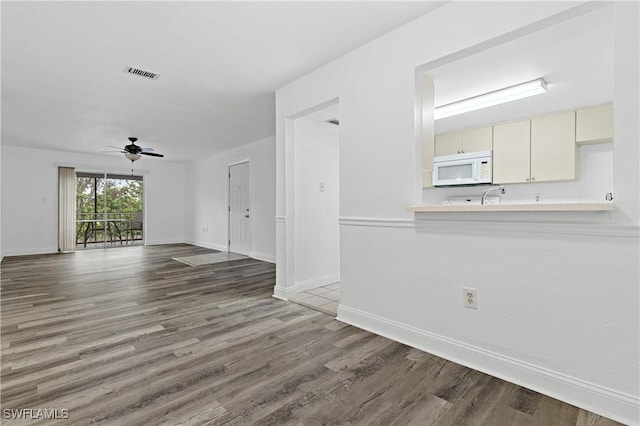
(229, 162, 251, 255)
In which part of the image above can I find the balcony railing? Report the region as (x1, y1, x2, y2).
(76, 212, 143, 247)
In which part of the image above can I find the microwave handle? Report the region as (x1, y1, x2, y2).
(472, 161, 478, 181)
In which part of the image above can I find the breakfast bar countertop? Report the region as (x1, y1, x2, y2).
(406, 202, 615, 213)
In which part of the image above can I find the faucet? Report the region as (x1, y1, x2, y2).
(481, 185, 505, 205)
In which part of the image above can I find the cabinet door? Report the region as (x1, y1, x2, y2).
(576, 103, 613, 144)
(422, 170, 432, 188)
(531, 111, 576, 182)
(434, 132, 462, 156)
(493, 120, 531, 184)
(462, 126, 493, 153)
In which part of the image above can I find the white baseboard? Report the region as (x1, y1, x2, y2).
(186, 240, 228, 252)
(272, 284, 288, 301)
(250, 251, 276, 263)
(186, 241, 274, 263)
(145, 239, 186, 246)
(337, 304, 639, 426)
(273, 274, 340, 300)
(1, 247, 58, 257)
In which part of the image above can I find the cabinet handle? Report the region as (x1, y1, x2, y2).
(531, 177, 536, 181)
(457, 150, 461, 154)
(526, 178, 530, 181)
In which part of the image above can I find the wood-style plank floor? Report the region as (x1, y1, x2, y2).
(0, 244, 622, 425)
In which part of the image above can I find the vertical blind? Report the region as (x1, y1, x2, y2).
(58, 166, 76, 253)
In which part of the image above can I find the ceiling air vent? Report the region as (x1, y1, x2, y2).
(325, 118, 340, 126)
(125, 66, 159, 80)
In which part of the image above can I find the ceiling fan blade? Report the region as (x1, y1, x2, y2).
(100, 150, 124, 153)
(140, 152, 164, 157)
(141, 147, 154, 152)
(107, 145, 123, 150)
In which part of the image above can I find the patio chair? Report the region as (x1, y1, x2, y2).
(127, 211, 143, 242)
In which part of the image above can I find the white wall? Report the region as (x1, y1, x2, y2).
(293, 118, 340, 291)
(0, 126, 3, 261)
(276, 2, 639, 424)
(1, 145, 186, 256)
(185, 135, 275, 263)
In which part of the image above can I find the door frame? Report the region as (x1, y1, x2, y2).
(227, 160, 251, 254)
(274, 97, 341, 300)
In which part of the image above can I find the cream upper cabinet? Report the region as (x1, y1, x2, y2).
(493, 120, 531, 184)
(576, 103, 613, 144)
(462, 126, 493, 153)
(434, 126, 492, 157)
(530, 111, 576, 182)
(434, 132, 462, 156)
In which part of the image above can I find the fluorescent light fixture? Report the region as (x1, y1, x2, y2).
(434, 78, 547, 120)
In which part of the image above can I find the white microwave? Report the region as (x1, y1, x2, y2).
(433, 151, 492, 187)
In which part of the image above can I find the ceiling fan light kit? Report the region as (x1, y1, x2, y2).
(104, 137, 165, 174)
(125, 153, 141, 162)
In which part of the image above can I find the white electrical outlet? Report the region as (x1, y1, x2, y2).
(534, 193, 541, 202)
(463, 288, 478, 309)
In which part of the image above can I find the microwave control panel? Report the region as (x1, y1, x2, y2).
(479, 161, 491, 180)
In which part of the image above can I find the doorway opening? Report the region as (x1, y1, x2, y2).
(286, 100, 341, 316)
(75, 172, 144, 249)
(228, 161, 251, 256)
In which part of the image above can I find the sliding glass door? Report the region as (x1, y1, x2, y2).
(76, 172, 144, 249)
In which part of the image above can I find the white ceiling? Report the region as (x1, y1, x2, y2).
(429, 4, 614, 135)
(1, 1, 444, 161)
